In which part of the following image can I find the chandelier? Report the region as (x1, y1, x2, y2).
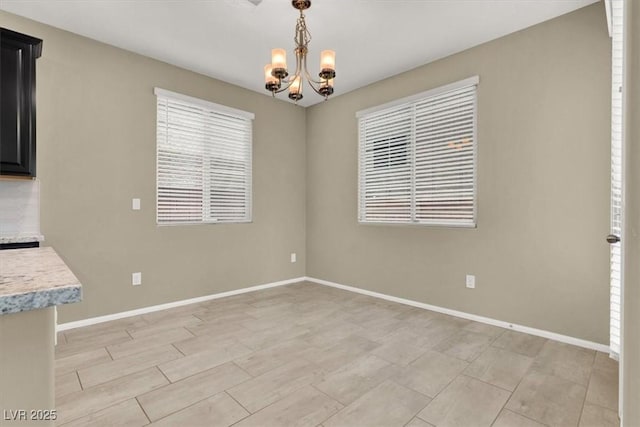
(263, 0, 336, 102)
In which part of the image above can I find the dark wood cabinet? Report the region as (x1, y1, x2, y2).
(0, 28, 42, 177)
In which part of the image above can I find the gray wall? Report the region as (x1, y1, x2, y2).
(0, 11, 307, 323)
(306, 3, 611, 344)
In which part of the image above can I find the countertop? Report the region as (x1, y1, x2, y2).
(0, 234, 44, 244)
(0, 247, 82, 315)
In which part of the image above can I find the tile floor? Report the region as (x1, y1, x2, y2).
(54, 282, 619, 427)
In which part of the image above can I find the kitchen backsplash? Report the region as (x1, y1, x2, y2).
(0, 179, 41, 239)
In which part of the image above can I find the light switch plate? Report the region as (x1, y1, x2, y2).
(132, 198, 141, 210)
(132, 272, 142, 286)
(290, 253, 297, 263)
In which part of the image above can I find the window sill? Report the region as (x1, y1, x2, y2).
(358, 220, 477, 229)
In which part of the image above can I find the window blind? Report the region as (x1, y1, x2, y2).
(155, 88, 253, 225)
(357, 77, 478, 226)
(609, 0, 623, 359)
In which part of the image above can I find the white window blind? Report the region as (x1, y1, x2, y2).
(609, 0, 624, 359)
(357, 77, 478, 226)
(155, 88, 254, 225)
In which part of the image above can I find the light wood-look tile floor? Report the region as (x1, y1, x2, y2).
(54, 282, 619, 427)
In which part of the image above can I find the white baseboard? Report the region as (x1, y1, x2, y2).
(304, 276, 610, 353)
(57, 274, 610, 354)
(57, 276, 306, 332)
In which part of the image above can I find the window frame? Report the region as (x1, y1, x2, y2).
(356, 76, 479, 228)
(154, 88, 254, 226)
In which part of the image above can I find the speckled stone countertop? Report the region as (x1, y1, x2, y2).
(0, 247, 82, 315)
(0, 234, 44, 244)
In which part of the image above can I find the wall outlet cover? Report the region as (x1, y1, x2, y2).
(290, 253, 297, 263)
(466, 274, 475, 289)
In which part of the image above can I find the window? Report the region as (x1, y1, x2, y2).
(357, 76, 478, 227)
(373, 135, 410, 169)
(155, 88, 253, 225)
(609, 0, 623, 359)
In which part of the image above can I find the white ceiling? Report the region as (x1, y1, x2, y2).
(1, 0, 598, 107)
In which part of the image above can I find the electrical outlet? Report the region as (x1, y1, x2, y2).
(132, 198, 141, 210)
(466, 274, 475, 289)
(290, 253, 297, 263)
(132, 272, 142, 286)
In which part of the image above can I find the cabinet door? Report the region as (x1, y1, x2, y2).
(0, 35, 36, 176)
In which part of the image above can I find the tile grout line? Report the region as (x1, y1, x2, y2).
(379, 379, 433, 426)
(170, 342, 186, 357)
(230, 360, 256, 379)
(404, 345, 510, 424)
(134, 396, 152, 425)
(308, 384, 347, 424)
(226, 383, 339, 427)
(226, 388, 295, 425)
(495, 340, 559, 426)
(75, 370, 84, 391)
(124, 329, 135, 340)
(405, 353, 466, 404)
(386, 377, 434, 402)
(56, 399, 140, 426)
(224, 390, 253, 418)
(104, 345, 115, 361)
(516, 411, 552, 427)
(490, 408, 552, 427)
(576, 362, 597, 427)
(144, 391, 244, 425)
(584, 400, 620, 414)
(498, 351, 541, 422)
(133, 357, 253, 392)
(464, 374, 515, 395)
(183, 325, 196, 338)
(487, 386, 513, 427)
(156, 363, 174, 385)
(309, 383, 346, 407)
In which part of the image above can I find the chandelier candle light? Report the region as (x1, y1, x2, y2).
(264, 0, 336, 102)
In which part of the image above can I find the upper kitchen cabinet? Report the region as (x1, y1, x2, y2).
(0, 28, 42, 177)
